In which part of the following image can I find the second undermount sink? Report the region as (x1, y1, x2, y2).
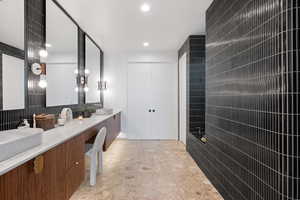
(0, 128, 43, 162)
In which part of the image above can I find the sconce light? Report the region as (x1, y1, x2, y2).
(38, 74, 47, 88)
(31, 63, 47, 88)
(75, 69, 89, 92)
(84, 85, 89, 92)
(39, 49, 48, 58)
(98, 81, 107, 91)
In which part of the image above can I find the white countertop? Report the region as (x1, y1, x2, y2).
(0, 111, 121, 176)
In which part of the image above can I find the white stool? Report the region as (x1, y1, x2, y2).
(85, 127, 107, 186)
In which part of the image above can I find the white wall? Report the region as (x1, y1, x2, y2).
(103, 51, 178, 139)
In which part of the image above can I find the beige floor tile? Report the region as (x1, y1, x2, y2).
(70, 140, 223, 200)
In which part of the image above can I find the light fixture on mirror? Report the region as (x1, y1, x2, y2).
(75, 69, 89, 92)
(84, 85, 89, 92)
(98, 81, 107, 91)
(84, 69, 90, 75)
(141, 3, 151, 12)
(31, 63, 47, 88)
(143, 42, 149, 47)
(45, 43, 52, 48)
(38, 49, 48, 58)
(38, 74, 47, 88)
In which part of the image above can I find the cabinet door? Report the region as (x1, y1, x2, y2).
(66, 135, 85, 170)
(0, 162, 29, 200)
(54, 143, 68, 200)
(104, 113, 121, 151)
(65, 135, 85, 199)
(65, 157, 84, 199)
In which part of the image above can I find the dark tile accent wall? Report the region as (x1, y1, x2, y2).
(187, 0, 299, 200)
(0, 0, 103, 131)
(178, 35, 206, 137)
(0, 53, 2, 109)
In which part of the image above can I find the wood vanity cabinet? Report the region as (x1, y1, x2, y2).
(0, 135, 85, 200)
(0, 113, 121, 200)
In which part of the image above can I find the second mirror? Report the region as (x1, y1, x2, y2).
(44, 0, 78, 107)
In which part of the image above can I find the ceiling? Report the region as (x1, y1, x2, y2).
(58, 0, 213, 52)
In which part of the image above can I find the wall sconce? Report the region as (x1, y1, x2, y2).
(39, 49, 48, 58)
(75, 69, 89, 92)
(98, 81, 107, 91)
(31, 63, 47, 88)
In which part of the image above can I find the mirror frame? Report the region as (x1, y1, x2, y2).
(84, 34, 104, 105)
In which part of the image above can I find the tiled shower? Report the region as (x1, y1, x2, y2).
(188, 0, 299, 199)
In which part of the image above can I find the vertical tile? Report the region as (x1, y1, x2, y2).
(187, 0, 300, 200)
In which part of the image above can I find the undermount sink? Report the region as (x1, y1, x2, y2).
(0, 128, 43, 162)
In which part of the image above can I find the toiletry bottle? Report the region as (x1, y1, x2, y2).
(33, 114, 36, 128)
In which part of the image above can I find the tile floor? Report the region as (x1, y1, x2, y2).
(70, 140, 223, 200)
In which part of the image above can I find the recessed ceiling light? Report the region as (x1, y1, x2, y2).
(140, 3, 150, 12)
(143, 42, 149, 47)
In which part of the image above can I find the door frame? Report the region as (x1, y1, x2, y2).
(178, 53, 187, 145)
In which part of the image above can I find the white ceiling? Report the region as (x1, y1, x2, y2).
(58, 0, 213, 52)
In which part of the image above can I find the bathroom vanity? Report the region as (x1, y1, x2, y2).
(0, 111, 121, 200)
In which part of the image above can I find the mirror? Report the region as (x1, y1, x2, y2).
(0, 0, 25, 110)
(45, 0, 78, 107)
(85, 36, 101, 103)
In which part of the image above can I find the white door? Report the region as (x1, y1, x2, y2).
(179, 53, 187, 145)
(127, 63, 152, 139)
(127, 62, 177, 140)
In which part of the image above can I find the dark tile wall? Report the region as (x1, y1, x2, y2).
(0, 53, 2, 109)
(0, 0, 103, 131)
(187, 0, 299, 200)
(178, 35, 206, 136)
